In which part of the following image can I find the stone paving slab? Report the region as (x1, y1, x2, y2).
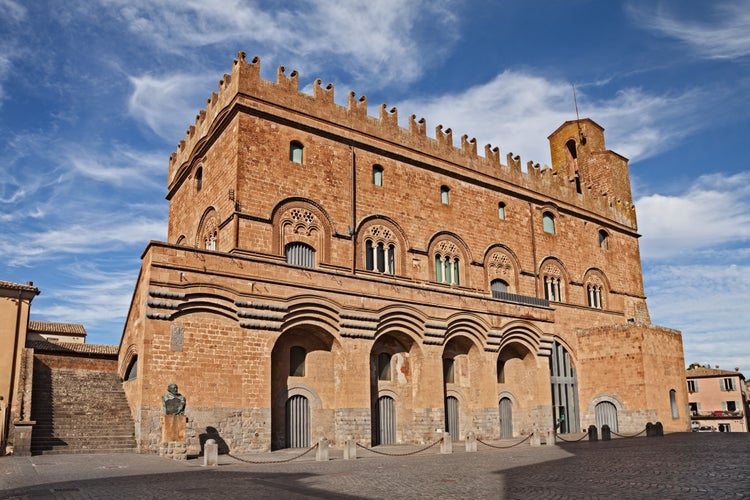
(1, 433, 749, 499)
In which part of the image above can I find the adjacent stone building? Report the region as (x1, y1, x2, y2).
(118, 52, 689, 454)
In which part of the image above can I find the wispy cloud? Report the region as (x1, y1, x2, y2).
(645, 262, 750, 370)
(630, 0, 750, 60)
(637, 172, 750, 260)
(106, 0, 458, 88)
(396, 70, 707, 166)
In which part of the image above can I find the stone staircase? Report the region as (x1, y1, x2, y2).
(30, 363, 137, 455)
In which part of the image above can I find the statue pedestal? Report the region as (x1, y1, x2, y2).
(159, 415, 187, 460)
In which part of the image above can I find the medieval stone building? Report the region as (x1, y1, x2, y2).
(118, 52, 688, 454)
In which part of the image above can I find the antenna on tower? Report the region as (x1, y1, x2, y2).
(572, 84, 586, 145)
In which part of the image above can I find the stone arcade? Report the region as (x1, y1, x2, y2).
(118, 52, 689, 455)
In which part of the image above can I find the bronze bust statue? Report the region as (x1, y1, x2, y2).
(162, 383, 186, 415)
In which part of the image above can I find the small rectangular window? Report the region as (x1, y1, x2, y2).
(720, 378, 736, 391)
(687, 380, 698, 393)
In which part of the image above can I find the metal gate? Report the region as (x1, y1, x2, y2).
(595, 401, 618, 433)
(285, 395, 310, 448)
(445, 396, 459, 441)
(499, 397, 513, 438)
(549, 341, 580, 433)
(377, 396, 396, 445)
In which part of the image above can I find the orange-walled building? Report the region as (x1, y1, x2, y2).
(118, 53, 689, 454)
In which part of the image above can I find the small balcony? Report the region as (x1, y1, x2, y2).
(691, 410, 744, 419)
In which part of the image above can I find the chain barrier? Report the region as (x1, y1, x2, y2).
(611, 427, 648, 439)
(227, 442, 319, 464)
(555, 430, 589, 443)
(476, 433, 532, 449)
(356, 437, 443, 457)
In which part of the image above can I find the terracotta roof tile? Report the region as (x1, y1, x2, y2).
(686, 366, 745, 379)
(28, 320, 87, 336)
(0, 280, 40, 293)
(27, 340, 118, 356)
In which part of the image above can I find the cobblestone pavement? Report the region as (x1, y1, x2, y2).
(1, 433, 749, 499)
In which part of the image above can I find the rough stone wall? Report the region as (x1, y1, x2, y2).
(576, 324, 688, 432)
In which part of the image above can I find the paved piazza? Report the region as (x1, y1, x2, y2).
(2, 433, 749, 499)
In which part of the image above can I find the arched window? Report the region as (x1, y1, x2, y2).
(542, 263, 564, 302)
(205, 230, 217, 251)
(378, 352, 392, 381)
(373, 165, 383, 186)
(496, 358, 505, 383)
(440, 185, 450, 204)
(195, 167, 203, 192)
(491, 279, 509, 298)
(285, 242, 315, 268)
(290, 346, 306, 377)
(498, 202, 506, 220)
(543, 212, 556, 234)
(365, 240, 395, 274)
(124, 355, 138, 381)
(443, 358, 455, 383)
(566, 139, 578, 159)
(670, 389, 678, 419)
(289, 141, 304, 164)
(435, 253, 460, 285)
(587, 284, 603, 308)
(598, 230, 609, 249)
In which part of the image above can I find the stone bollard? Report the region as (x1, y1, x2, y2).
(530, 428, 541, 447)
(545, 429, 556, 446)
(601, 425, 611, 441)
(440, 432, 453, 454)
(465, 432, 477, 452)
(655, 422, 664, 436)
(203, 438, 219, 466)
(343, 438, 357, 460)
(646, 422, 655, 437)
(588, 424, 598, 442)
(316, 436, 329, 461)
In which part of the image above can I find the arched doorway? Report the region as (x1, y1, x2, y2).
(595, 401, 618, 433)
(377, 396, 396, 445)
(443, 335, 475, 441)
(370, 333, 414, 445)
(549, 340, 580, 433)
(271, 326, 336, 450)
(285, 395, 310, 448)
(499, 397, 513, 438)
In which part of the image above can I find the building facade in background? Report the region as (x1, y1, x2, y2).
(686, 364, 749, 432)
(118, 53, 689, 454)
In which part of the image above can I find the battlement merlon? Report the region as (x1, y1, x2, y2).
(167, 52, 637, 229)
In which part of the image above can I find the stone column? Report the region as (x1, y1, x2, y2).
(465, 432, 477, 452)
(440, 431, 452, 454)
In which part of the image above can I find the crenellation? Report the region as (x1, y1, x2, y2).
(276, 66, 299, 92)
(435, 125, 453, 148)
(313, 79, 335, 104)
(461, 135, 478, 157)
(166, 54, 637, 227)
(379, 104, 399, 129)
(409, 115, 427, 137)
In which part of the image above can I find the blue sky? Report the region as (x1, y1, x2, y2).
(1, 0, 749, 374)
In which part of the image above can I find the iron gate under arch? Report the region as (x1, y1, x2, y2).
(285, 394, 310, 448)
(499, 397, 513, 438)
(376, 395, 396, 445)
(445, 396, 459, 441)
(595, 401, 618, 433)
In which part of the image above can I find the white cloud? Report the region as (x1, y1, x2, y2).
(67, 144, 166, 188)
(128, 72, 218, 141)
(0, 215, 167, 267)
(630, 0, 750, 60)
(645, 262, 750, 374)
(395, 71, 706, 167)
(637, 172, 750, 260)
(107, 0, 458, 88)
